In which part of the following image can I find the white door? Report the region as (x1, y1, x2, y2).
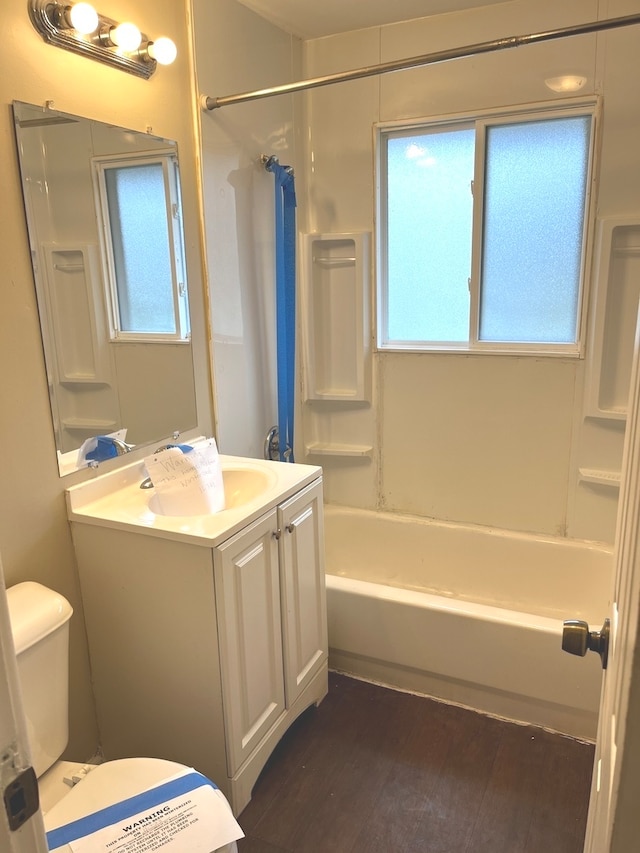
(581, 314, 640, 852)
(0, 559, 48, 853)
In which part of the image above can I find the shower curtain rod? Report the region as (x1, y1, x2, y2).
(201, 12, 640, 111)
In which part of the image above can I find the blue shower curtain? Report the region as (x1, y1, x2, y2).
(266, 158, 297, 462)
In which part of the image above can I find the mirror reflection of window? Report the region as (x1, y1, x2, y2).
(94, 152, 190, 342)
(12, 101, 199, 475)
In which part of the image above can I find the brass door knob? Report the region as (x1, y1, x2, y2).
(562, 618, 610, 669)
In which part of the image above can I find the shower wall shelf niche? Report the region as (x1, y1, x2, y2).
(43, 244, 107, 383)
(578, 468, 621, 488)
(304, 442, 373, 458)
(301, 232, 370, 402)
(584, 216, 640, 421)
(42, 242, 121, 453)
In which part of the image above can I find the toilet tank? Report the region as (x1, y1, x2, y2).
(7, 581, 74, 778)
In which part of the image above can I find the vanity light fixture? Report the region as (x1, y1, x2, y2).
(28, 1, 177, 79)
(544, 75, 587, 93)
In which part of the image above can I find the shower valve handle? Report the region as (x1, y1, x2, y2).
(562, 618, 610, 669)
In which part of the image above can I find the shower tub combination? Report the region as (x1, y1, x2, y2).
(323, 505, 613, 740)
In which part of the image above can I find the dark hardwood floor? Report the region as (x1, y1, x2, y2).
(236, 672, 594, 853)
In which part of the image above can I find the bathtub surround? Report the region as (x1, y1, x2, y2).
(296, 0, 638, 545)
(191, 0, 640, 533)
(194, 0, 637, 754)
(193, 0, 302, 460)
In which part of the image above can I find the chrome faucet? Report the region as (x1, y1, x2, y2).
(111, 437, 135, 455)
(139, 444, 181, 489)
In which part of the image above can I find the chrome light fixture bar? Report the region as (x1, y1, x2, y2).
(28, 1, 176, 79)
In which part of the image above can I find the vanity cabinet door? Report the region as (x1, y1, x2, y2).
(214, 508, 286, 776)
(278, 480, 328, 707)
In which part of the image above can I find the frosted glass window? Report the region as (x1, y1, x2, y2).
(94, 152, 189, 342)
(378, 103, 596, 354)
(105, 163, 175, 333)
(480, 117, 590, 343)
(386, 128, 474, 343)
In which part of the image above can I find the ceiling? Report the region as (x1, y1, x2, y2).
(236, 0, 516, 40)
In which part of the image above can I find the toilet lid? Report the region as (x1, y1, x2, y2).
(44, 758, 239, 853)
(44, 758, 191, 830)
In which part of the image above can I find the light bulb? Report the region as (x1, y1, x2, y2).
(109, 22, 142, 51)
(148, 37, 177, 65)
(67, 2, 99, 34)
(544, 75, 587, 93)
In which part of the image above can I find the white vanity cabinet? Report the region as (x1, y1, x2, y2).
(278, 483, 328, 706)
(67, 460, 327, 816)
(214, 481, 327, 780)
(214, 508, 286, 777)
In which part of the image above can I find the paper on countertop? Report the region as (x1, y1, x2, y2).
(144, 438, 226, 516)
(46, 767, 244, 853)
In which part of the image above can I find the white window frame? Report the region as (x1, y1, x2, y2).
(375, 97, 601, 357)
(93, 149, 190, 344)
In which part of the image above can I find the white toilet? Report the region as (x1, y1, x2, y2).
(7, 581, 241, 852)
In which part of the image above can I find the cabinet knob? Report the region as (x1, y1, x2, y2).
(285, 523, 295, 534)
(272, 529, 281, 540)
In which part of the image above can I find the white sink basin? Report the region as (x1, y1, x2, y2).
(147, 464, 276, 516)
(222, 465, 275, 508)
(65, 450, 322, 546)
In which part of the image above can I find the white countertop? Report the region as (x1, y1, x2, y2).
(65, 453, 322, 547)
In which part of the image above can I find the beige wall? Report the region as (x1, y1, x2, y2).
(302, 0, 640, 542)
(0, 0, 211, 760)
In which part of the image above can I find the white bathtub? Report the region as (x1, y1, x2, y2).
(324, 505, 613, 740)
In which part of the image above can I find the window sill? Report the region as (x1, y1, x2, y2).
(377, 343, 582, 358)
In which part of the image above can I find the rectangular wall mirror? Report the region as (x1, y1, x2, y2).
(13, 101, 198, 475)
